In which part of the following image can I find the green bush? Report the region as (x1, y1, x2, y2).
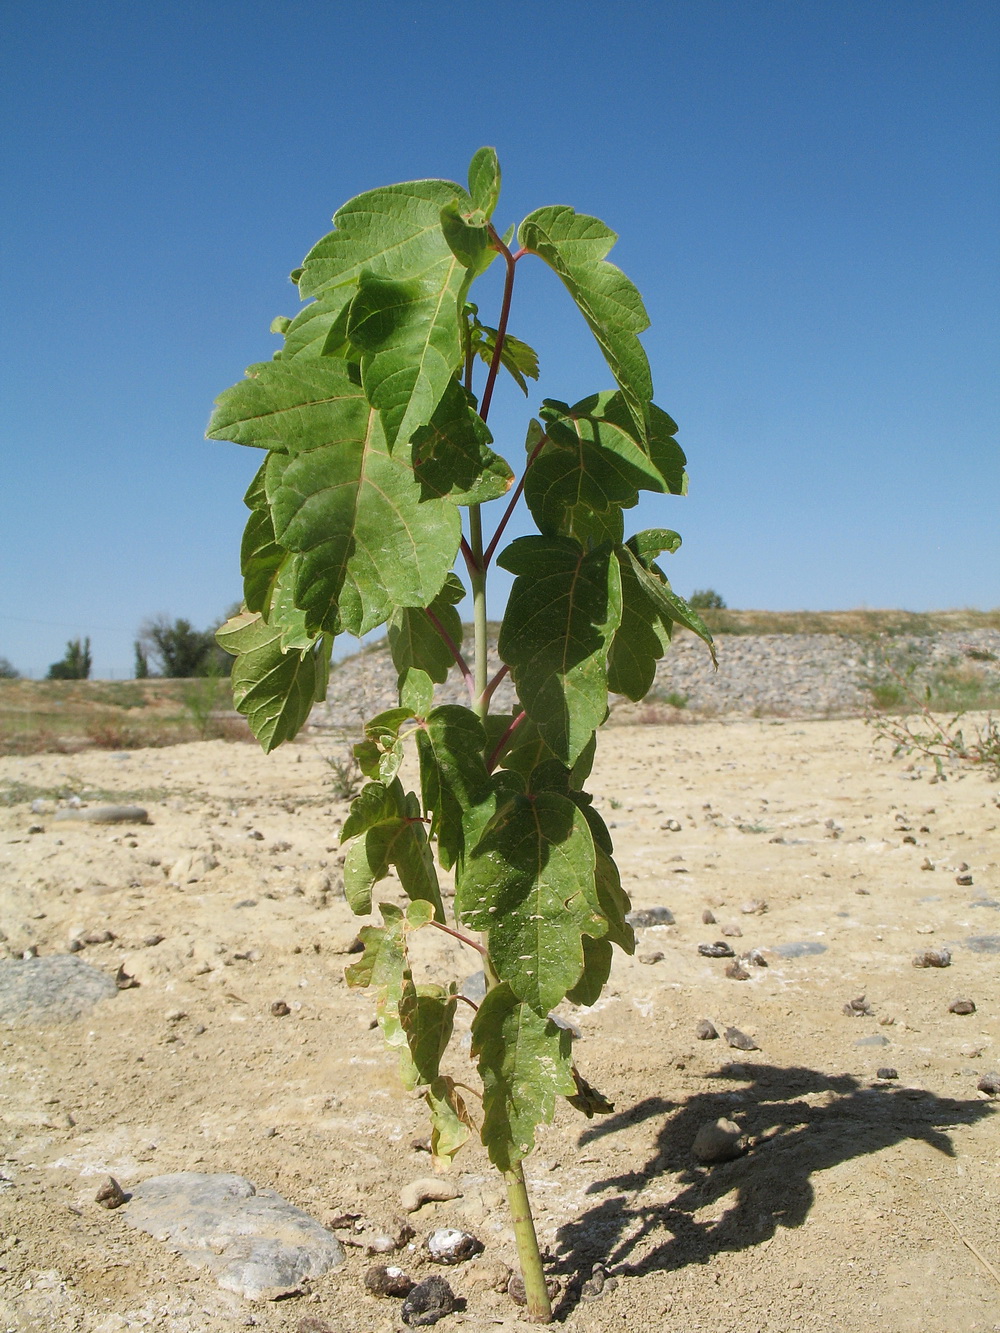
(689, 588, 726, 609)
(47, 637, 91, 680)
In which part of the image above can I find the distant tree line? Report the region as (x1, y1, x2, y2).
(135, 613, 235, 678)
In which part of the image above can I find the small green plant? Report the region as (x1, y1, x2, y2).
(47, 637, 91, 680)
(325, 749, 363, 801)
(181, 670, 227, 739)
(208, 149, 713, 1322)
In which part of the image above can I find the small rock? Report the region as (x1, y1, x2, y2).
(247, 829, 265, 841)
(912, 949, 951, 968)
(698, 941, 735, 958)
(54, 805, 149, 825)
(270, 1000, 291, 1017)
(508, 1273, 560, 1307)
(401, 1274, 456, 1326)
(956, 873, 974, 886)
(637, 950, 664, 965)
(949, 998, 976, 1015)
(740, 899, 767, 915)
(115, 964, 139, 990)
(27, 823, 44, 834)
(856, 1034, 891, 1047)
(921, 858, 935, 871)
(692, 1118, 748, 1164)
(701, 909, 716, 925)
(724, 1026, 758, 1051)
(365, 1264, 415, 1297)
(580, 1262, 618, 1301)
(720, 923, 743, 938)
(95, 1176, 127, 1209)
(843, 995, 875, 1017)
(661, 818, 682, 832)
(400, 1177, 462, 1213)
(726, 961, 751, 980)
(463, 1258, 512, 1293)
(83, 929, 115, 945)
(0, 955, 117, 1024)
(459, 969, 487, 1003)
(977, 1074, 1000, 1096)
(695, 1019, 718, 1040)
(876, 1067, 898, 1080)
(626, 906, 675, 928)
(426, 1228, 484, 1265)
(744, 948, 768, 967)
(143, 934, 165, 947)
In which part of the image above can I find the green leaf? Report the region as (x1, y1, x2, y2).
(518, 206, 653, 440)
(606, 545, 673, 700)
(399, 668, 435, 714)
(527, 395, 668, 541)
(468, 147, 501, 218)
(426, 1076, 475, 1168)
(497, 536, 622, 766)
(416, 706, 493, 871)
(398, 982, 456, 1087)
(297, 179, 476, 449)
(457, 791, 605, 1013)
(472, 983, 575, 1172)
(411, 380, 513, 506)
(342, 779, 444, 920)
(565, 936, 613, 1007)
(440, 200, 491, 270)
(217, 358, 460, 637)
(216, 610, 326, 754)
(387, 572, 465, 689)
(344, 901, 407, 991)
(354, 708, 415, 784)
(240, 464, 284, 614)
(277, 287, 356, 361)
(623, 544, 717, 664)
(472, 323, 539, 396)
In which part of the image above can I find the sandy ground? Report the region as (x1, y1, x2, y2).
(0, 718, 998, 1333)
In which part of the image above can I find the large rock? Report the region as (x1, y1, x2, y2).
(122, 1172, 345, 1301)
(0, 954, 117, 1024)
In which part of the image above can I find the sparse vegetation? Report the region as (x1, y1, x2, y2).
(688, 588, 726, 609)
(0, 656, 20, 680)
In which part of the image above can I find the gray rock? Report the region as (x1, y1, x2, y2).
(692, 1118, 748, 1164)
(771, 941, 828, 958)
(0, 954, 117, 1024)
(724, 1026, 759, 1051)
(965, 935, 1000, 954)
(122, 1172, 345, 1301)
(626, 906, 675, 928)
(54, 804, 149, 824)
(695, 1018, 718, 1040)
(459, 970, 487, 1003)
(856, 1034, 891, 1047)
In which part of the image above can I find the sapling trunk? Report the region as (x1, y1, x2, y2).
(209, 146, 714, 1327)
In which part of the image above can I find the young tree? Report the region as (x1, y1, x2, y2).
(138, 616, 232, 677)
(208, 149, 713, 1322)
(47, 637, 91, 680)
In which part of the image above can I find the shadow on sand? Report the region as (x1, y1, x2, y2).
(551, 1062, 994, 1314)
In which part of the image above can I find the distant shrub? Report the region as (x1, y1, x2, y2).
(138, 616, 232, 678)
(689, 589, 726, 610)
(0, 656, 19, 679)
(47, 637, 92, 680)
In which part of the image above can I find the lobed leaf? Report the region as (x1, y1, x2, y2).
(416, 706, 493, 871)
(497, 536, 622, 766)
(342, 779, 444, 920)
(467, 147, 501, 218)
(456, 790, 606, 1013)
(471, 983, 575, 1172)
(426, 1076, 475, 1168)
(411, 380, 513, 506)
(623, 542, 716, 663)
(398, 982, 457, 1088)
(216, 610, 327, 754)
(518, 206, 653, 440)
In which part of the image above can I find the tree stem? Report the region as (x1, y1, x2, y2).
(504, 1162, 553, 1322)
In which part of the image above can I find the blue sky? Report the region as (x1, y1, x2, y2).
(2, 0, 997, 677)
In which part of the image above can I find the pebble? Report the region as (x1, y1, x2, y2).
(270, 1001, 291, 1017)
(949, 998, 976, 1015)
(54, 805, 150, 824)
(400, 1178, 462, 1213)
(426, 1228, 484, 1265)
(507, 1273, 560, 1307)
(744, 948, 768, 967)
(977, 1074, 1000, 1096)
(740, 899, 768, 915)
(956, 873, 974, 886)
(701, 909, 716, 925)
(698, 941, 735, 958)
(876, 1067, 899, 1080)
(626, 906, 675, 928)
(692, 1117, 748, 1164)
(856, 1034, 891, 1047)
(661, 819, 682, 832)
(122, 1172, 345, 1300)
(726, 961, 751, 980)
(364, 1264, 415, 1297)
(720, 924, 743, 938)
(94, 1177, 127, 1209)
(580, 1262, 618, 1301)
(724, 1026, 758, 1051)
(695, 1019, 718, 1040)
(638, 950, 664, 965)
(0, 954, 117, 1024)
(843, 995, 875, 1017)
(401, 1274, 456, 1326)
(912, 948, 951, 968)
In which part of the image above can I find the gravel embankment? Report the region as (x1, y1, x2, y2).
(307, 628, 1000, 736)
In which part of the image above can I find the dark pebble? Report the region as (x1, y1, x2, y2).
(626, 907, 675, 928)
(114, 964, 138, 990)
(726, 962, 751, 980)
(698, 941, 735, 959)
(401, 1275, 456, 1326)
(949, 998, 976, 1015)
(95, 1176, 127, 1209)
(365, 1264, 415, 1298)
(956, 873, 974, 886)
(977, 1073, 1000, 1096)
(724, 1026, 758, 1051)
(912, 949, 951, 968)
(695, 1019, 718, 1040)
(877, 1067, 898, 1080)
(508, 1273, 561, 1307)
(270, 1000, 291, 1016)
(843, 995, 875, 1017)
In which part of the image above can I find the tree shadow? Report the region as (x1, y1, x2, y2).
(551, 1062, 995, 1314)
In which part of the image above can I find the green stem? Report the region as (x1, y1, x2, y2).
(505, 1162, 553, 1322)
(468, 505, 489, 718)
